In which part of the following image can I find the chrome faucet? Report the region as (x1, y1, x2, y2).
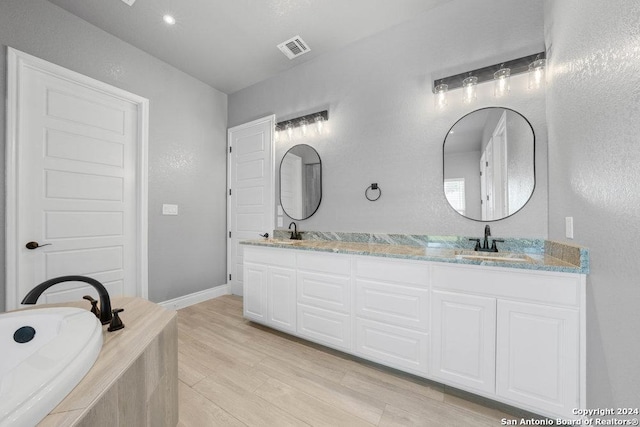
(288, 221, 302, 240)
(469, 225, 504, 252)
(21, 275, 113, 325)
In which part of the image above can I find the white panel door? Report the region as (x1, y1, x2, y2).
(496, 300, 579, 416)
(7, 48, 148, 308)
(227, 116, 275, 296)
(431, 291, 496, 393)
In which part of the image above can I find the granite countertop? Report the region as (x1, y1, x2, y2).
(241, 236, 588, 274)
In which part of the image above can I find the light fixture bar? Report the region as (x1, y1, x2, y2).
(275, 110, 328, 132)
(432, 52, 545, 93)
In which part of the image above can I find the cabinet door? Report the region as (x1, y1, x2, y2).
(243, 262, 267, 322)
(267, 267, 297, 333)
(496, 300, 579, 417)
(431, 291, 496, 393)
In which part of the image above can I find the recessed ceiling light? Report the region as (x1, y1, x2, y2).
(163, 14, 176, 25)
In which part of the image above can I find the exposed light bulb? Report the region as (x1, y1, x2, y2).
(299, 118, 308, 137)
(314, 115, 325, 134)
(462, 75, 477, 104)
(163, 14, 176, 25)
(434, 82, 448, 110)
(528, 58, 546, 89)
(285, 122, 294, 141)
(493, 66, 511, 98)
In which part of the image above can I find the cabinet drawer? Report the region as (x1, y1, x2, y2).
(355, 318, 429, 375)
(244, 246, 296, 268)
(432, 264, 581, 306)
(355, 279, 429, 331)
(298, 271, 350, 313)
(355, 257, 428, 286)
(297, 304, 351, 351)
(297, 251, 351, 275)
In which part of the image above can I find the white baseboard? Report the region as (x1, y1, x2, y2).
(159, 284, 230, 310)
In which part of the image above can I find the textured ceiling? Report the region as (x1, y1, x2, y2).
(47, 0, 451, 94)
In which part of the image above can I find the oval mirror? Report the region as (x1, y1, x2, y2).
(443, 107, 535, 221)
(280, 144, 322, 220)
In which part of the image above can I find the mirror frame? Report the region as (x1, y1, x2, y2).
(442, 107, 536, 222)
(279, 143, 322, 221)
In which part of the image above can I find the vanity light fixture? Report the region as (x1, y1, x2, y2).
(275, 110, 329, 141)
(432, 51, 545, 104)
(493, 64, 510, 98)
(434, 81, 448, 109)
(462, 74, 477, 104)
(528, 55, 546, 90)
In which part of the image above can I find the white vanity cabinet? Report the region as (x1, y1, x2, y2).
(431, 290, 496, 393)
(496, 300, 580, 416)
(431, 264, 584, 418)
(296, 252, 352, 351)
(354, 257, 430, 375)
(243, 247, 296, 333)
(241, 244, 586, 420)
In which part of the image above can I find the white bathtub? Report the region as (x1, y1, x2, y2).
(0, 307, 103, 426)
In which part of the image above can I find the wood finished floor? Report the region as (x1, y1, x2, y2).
(177, 295, 517, 427)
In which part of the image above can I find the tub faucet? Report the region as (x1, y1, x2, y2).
(288, 221, 301, 240)
(22, 275, 113, 325)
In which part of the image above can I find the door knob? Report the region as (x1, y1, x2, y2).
(25, 241, 52, 250)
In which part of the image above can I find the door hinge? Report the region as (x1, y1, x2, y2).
(229, 274, 232, 281)
(229, 146, 232, 153)
(229, 231, 231, 238)
(486, 161, 489, 167)
(487, 195, 490, 201)
(229, 189, 232, 196)
(480, 171, 483, 176)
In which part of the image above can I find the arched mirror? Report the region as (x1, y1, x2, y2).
(443, 107, 535, 221)
(280, 144, 322, 220)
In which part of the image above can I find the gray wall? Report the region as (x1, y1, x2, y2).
(545, 0, 640, 410)
(229, 0, 547, 238)
(0, 0, 228, 307)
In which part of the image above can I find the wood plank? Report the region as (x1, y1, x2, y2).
(178, 381, 246, 427)
(257, 357, 385, 425)
(254, 378, 376, 427)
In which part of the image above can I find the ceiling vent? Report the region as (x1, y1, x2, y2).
(120, 0, 136, 5)
(277, 36, 311, 60)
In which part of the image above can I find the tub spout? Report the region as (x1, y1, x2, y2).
(21, 275, 113, 325)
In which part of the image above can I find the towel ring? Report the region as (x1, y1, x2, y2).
(365, 183, 381, 202)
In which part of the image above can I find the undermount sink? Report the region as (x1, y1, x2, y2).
(454, 250, 533, 263)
